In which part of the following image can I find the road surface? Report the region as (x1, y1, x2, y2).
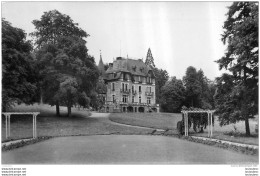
(89, 112, 164, 131)
(2, 135, 258, 164)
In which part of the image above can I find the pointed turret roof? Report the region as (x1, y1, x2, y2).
(98, 51, 105, 76)
(145, 48, 155, 68)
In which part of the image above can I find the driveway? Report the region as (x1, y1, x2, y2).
(89, 112, 164, 131)
(89, 112, 110, 118)
(2, 135, 258, 164)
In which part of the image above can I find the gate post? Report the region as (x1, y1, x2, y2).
(207, 112, 210, 137)
(210, 112, 213, 137)
(184, 112, 188, 136)
(5, 114, 8, 139)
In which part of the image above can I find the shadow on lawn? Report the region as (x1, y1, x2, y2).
(2, 113, 98, 123)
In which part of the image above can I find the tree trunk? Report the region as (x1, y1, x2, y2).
(245, 115, 251, 136)
(67, 105, 71, 117)
(242, 99, 251, 136)
(242, 66, 250, 136)
(39, 87, 43, 104)
(40, 92, 43, 104)
(56, 102, 60, 117)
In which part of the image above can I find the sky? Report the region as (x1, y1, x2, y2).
(2, 1, 232, 80)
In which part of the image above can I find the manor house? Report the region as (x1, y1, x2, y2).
(99, 54, 159, 113)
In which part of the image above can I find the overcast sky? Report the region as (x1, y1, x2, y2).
(2, 1, 232, 80)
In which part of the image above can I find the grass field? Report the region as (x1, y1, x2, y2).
(1, 104, 153, 142)
(109, 112, 182, 130)
(2, 104, 258, 145)
(109, 113, 259, 145)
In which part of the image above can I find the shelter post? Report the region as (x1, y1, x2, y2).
(207, 112, 210, 137)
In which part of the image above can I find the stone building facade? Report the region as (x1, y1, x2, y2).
(101, 56, 159, 113)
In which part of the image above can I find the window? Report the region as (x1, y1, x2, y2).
(147, 97, 151, 104)
(139, 96, 141, 103)
(112, 83, 114, 91)
(122, 83, 124, 91)
(132, 96, 134, 103)
(132, 85, 134, 92)
(139, 86, 141, 92)
(123, 95, 128, 103)
(112, 95, 115, 103)
(125, 84, 128, 91)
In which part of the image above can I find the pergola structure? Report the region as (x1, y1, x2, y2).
(2, 112, 40, 139)
(181, 110, 215, 137)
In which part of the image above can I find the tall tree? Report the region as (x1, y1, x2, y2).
(183, 66, 215, 109)
(183, 66, 202, 107)
(161, 77, 185, 112)
(196, 69, 215, 109)
(153, 68, 169, 104)
(31, 10, 99, 116)
(95, 77, 107, 110)
(2, 19, 38, 111)
(215, 2, 258, 136)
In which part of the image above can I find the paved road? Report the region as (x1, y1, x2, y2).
(89, 112, 110, 118)
(2, 135, 258, 164)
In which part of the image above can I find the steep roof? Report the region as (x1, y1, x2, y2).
(98, 54, 105, 76)
(105, 57, 153, 77)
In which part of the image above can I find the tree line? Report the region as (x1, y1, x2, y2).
(159, 66, 216, 113)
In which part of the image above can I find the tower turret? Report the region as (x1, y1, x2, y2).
(98, 50, 105, 76)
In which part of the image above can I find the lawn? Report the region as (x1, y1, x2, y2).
(109, 112, 182, 130)
(109, 113, 259, 145)
(2, 104, 153, 142)
(2, 104, 258, 146)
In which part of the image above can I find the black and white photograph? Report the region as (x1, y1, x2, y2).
(1, 1, 259, 175)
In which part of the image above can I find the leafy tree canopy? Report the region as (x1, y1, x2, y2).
(183, 66, 202, 103)
(31, 10, 99, 116)
(2, 19, 38, 111)
(161, 77, 185, 112)
(183, 66, 213, 109)
(153, 67, 169, 104)
(31, 10, 88, 48)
